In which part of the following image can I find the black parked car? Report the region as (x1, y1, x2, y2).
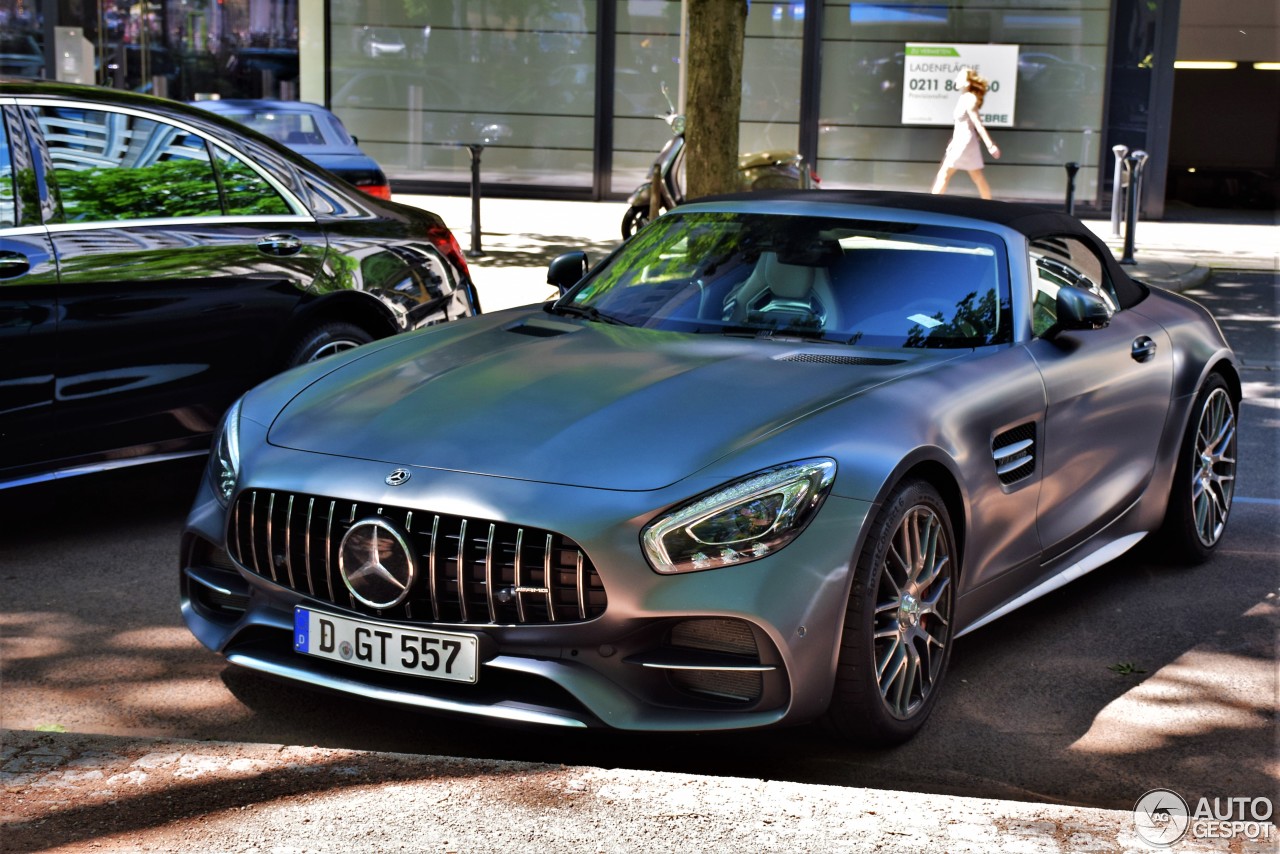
(0, 78, 478, 491)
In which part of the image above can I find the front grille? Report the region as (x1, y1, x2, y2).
(228, 490, 606, 625)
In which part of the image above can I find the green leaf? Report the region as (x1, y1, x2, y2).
(1108, 662, 1147, 676)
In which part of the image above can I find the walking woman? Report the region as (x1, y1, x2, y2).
(931, 68, 1001, 199)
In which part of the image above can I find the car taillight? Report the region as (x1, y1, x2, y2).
(357, 183, 393, 200)
(427, 223, 471, 278)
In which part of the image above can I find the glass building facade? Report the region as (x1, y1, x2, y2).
(6, 0, 1194, 210)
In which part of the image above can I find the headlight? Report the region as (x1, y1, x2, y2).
(208, 398, 242, 507)
(642, 459, 836, 574)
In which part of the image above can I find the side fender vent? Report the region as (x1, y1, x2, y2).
(992, 423, 1036, 485)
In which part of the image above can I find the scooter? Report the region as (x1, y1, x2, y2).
(621, 82, 816, 239)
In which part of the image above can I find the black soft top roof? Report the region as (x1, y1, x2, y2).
(692, 189, 1148, 308)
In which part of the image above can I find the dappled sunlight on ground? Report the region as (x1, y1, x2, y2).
(1069, 597, 1278, 760)
(0, 612, 84, 661)
(109, 626, 203, 651)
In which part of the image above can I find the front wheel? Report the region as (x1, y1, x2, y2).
(824, 479, 956, 745)
(1158, 373, 1238, 564)
(284, 321, 375, 368)
(621, 206, 650, 240)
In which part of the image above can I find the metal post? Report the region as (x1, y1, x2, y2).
(1063, 162, 1080, 215)
(1110, 144, 1129, 237)
(1120, 150, 1149, 266)
(649, 163, 662, 223)
(466, 144, 484, 257)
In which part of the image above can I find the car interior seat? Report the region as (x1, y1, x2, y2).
(727, 251, 836, 329)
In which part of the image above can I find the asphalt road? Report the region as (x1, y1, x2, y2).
(2, 271, 1276, 814)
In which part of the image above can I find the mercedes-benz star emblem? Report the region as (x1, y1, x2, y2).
(338, 518, 416, 609)
(386, 468, 412, 486)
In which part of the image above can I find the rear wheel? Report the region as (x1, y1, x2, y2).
(824, 479, 956, 745)
(284, 321, 374, 367)
(1158, 373, 1237, 564)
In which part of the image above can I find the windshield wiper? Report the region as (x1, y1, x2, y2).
(544, 302, 631, 326)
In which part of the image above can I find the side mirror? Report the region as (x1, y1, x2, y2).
(1046, 285, 1113, 338)
(547, 251, 589, 296)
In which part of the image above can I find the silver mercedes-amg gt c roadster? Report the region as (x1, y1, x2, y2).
(181, 191, 1239, 744)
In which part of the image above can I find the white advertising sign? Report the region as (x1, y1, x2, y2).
(901, 43, 1019, 127)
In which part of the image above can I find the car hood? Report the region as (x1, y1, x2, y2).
(266, 311, 943, 491)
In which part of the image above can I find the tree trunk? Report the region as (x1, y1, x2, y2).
(684, 0, 747, 201)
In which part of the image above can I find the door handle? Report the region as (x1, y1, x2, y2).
(0, 252, 31, 279)
(257, 234, 303, 257)
(1132, 336, 1157, 363)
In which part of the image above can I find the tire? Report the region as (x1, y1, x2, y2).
(284, 321, 375, 367)
(824, 479, 957, 745)
(621, 206, 649, 240)
(1157, 373, 1237, 564)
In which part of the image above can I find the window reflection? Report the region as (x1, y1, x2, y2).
(36, 107, 222, 221)
(0, 116, 14, 229)
(213, 150, 291, 216)
(33, 106, 289, 221)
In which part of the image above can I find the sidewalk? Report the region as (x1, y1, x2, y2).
(398, 194, 1277, 312)
(0, 728, 1222, 854)
(3, 195, 1275, 854)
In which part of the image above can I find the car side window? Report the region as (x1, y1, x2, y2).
(0, 115, 13, 229)
(212, 148, 292, 216)
(35, 105, 222, 222)
(1029, 236, 1120, 337)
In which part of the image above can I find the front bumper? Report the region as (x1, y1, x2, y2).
(180, 446, 872, 732)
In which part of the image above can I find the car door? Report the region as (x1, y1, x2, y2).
(1024, 235, 1173, 558)
(0, 103, 59, 483)
(24, 99, 330, 466)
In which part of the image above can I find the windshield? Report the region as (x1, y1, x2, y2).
(562, 212, 1012, 348)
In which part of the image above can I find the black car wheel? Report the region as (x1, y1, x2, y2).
(285, 322, 375, 367)
(621, 206, 650, 240)
(825, 479, 956, 745)
(1159, 373, 1237, 564)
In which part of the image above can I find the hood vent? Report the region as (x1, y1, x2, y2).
(777, 353, 905, 366)
(992, 423, 1036, 485)
(506, 318, 580, 338)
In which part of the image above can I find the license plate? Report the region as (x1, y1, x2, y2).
(294, 607, 478, 684)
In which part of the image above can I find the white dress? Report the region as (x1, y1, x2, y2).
(941, 92, 984, 171)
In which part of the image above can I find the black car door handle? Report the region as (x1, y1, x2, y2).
(0, 252, 31, 279)
(257, 234, 303, 257)
(1132, 336, 1158, 363)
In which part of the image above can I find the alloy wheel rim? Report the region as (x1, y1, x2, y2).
(873, 504, 953, 720)
(308, 340, 361, 362)
(1191, 387, 1236, 547)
